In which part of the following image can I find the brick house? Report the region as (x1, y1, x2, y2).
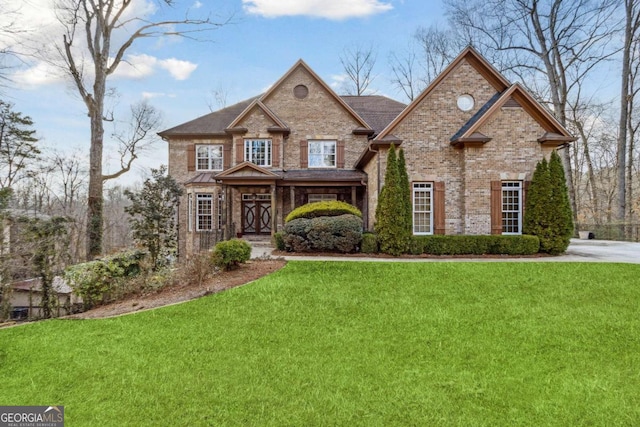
(159, 46, 574, 257)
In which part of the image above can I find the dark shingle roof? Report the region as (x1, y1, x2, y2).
(158, 96, 261, 138)
(341, 95, 407, 136)
(450, 91, 503, 142)
(159, 94, 406, 139)
(281, 169, 365, 182)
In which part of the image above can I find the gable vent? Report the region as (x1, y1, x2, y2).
(294, 84, 309, 99)
(503, 97, 521, 108)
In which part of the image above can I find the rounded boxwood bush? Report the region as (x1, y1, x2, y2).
(283, 214, 363, 253)
(285, 201, 362, 223)
(361, 232, 378, 254)
(211, 239, 251, 270)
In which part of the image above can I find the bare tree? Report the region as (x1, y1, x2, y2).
(413, 25, 462, 85)
(389, 48, 421, 101)
(617, 0, 640, 222)
(389, 25, 463, 102)
(340, 44, 377, 96)
(54, 0, 228, 259)
(627, 29, 640, 220)
(207, 84, 229, 112)
(107, 100, 162, 181)
(445, 0, 621, 223)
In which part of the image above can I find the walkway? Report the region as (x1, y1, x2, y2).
(251, 239, 640, 264)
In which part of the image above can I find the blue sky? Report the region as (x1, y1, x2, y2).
(2, 0, 450, 184)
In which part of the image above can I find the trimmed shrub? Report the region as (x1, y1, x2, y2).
(361, 232, 378, 254)
(273, 232, 286, 251)
(65, 249, 147, 309)
(283, 214, 363, 253)
(211, 239, 252, 271)
(409, 235, 540, 256)
(285, 201, 362, 223)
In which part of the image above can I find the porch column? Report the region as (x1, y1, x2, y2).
(271, 184, 277, 237)
(351, 186, 357, 206)
(290, 186, 296, 211)
(225, 185, 232, 239)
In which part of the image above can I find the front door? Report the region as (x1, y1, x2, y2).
(242, 194, 271, 234)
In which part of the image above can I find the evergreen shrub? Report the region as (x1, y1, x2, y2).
(285, 201, 362, 222)
(409, 235, 539, 256)
(273, 232, 285, 251)
(65, 249, 147, 309)
(283, 214, 362, 253)
(361, 232, 378, 254)
(211, 239, 252, 271)
(375, 145, 410, 256)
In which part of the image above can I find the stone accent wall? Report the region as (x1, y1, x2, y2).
(262, 67, 370, 169)
(167, 137, 228, 257)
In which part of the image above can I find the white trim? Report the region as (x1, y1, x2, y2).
(244, 139, 272, 167)
(196, 194, 213, 231)
(308, 140, 337, 168)
(412, 182, 433, 235)
(308, 194, 337, 203)
(195, 144, 223, 171)
(501, 181, 522, 235)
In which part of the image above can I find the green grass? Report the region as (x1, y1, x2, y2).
(1, 262, 640, 426)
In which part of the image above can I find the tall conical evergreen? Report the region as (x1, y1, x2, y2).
(397, 148, 412, 240)
(523, 158, 552, 251)
(524, 153, 573, 255)
(375, 145, 407, 255)
(547, 150, 574, 254)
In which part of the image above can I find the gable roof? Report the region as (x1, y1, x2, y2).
(158, 60, 406, 140)
(260, 59, 372, 131)
(158, 96, 260, 138)
(227, 100, 288, 130)
(450, 83, 575, 146)
(341, 96, 407, 136)
(376, 46, 511, 141)
(216, 161, 281, 179)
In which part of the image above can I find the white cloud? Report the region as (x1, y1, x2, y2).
(142, 91, 176, 99)
(114, 54, 159, 79)
(329, 74, 349, 89)
(11, 61, 65, 87)
(158, 58, 198, 80)
(192, 1, 203, 9)
(242, 0, 393, 20)
(112, 54, 198, 81)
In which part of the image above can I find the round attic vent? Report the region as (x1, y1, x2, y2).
(294, 84, 309, 99)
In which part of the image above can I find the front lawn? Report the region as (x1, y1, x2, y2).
(1, 262, 639, 426)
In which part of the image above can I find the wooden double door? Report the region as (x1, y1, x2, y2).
(242, 194, 271, 235)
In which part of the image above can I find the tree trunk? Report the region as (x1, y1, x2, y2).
(86, 78, 105, 259)
(617, 0, 634, 223)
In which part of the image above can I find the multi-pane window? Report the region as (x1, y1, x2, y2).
(196, 145, 223, 171)
(196, 194, 213, 231)
(502, 181, 522, 234)
(245, 139, 272, 166)
(308, 194, 337, 203)
(308, 140, 336, 168)
(413, 182, 433, 235)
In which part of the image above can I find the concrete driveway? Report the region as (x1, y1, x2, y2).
(563, 239, 640, 264)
